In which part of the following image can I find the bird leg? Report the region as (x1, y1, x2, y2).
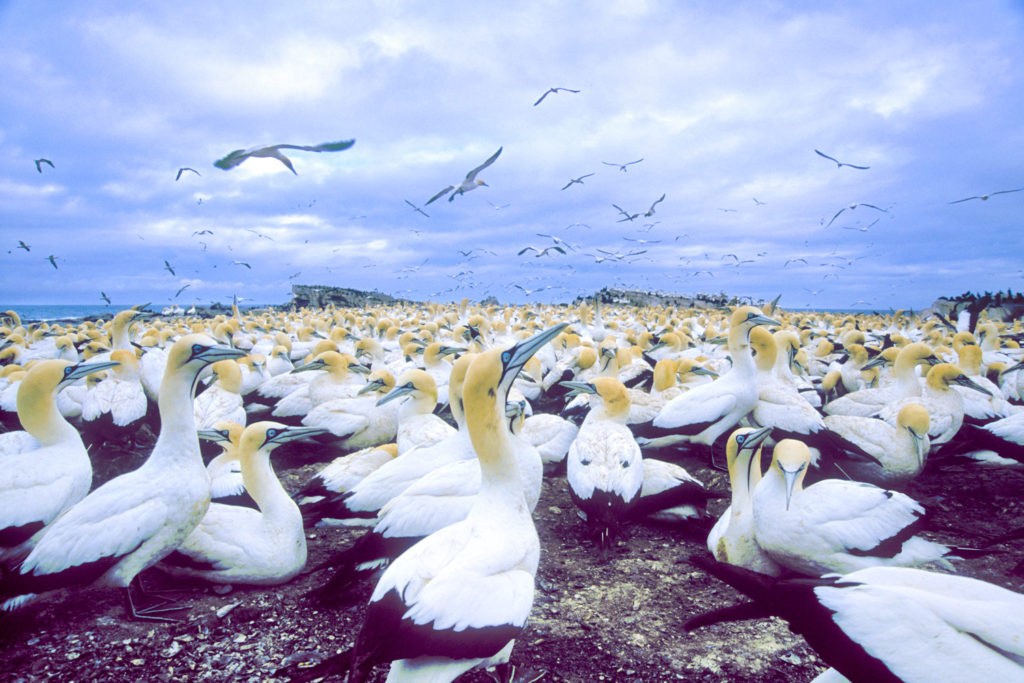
(124, 574, 190, 622)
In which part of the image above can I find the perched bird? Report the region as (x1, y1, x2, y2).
(814, 149, 869, 170)
(214, 139, 356, 175)
(602, 159, 643, 172)
(949, 187, 1024, 204)
(563, 378, 645, 554)
(376, 369, 455, 454)
(1, 335, 245, 618)
(751, 438, 953, 576)
(652, 306, 780, 451)
(34, 158, 54, 173)
(286, 323, 566, 683)
(0, 359, 120, 558)
(821, 404, 931, 486)
(425, 147, 503, 204)
(175, 167, 200, 181)
(533, 87, 580, 105)
(561, 173, 594, 190)
(706, 426, 780, 576)
(686, 557, 1024, 682)
(158, 422, 326, 585)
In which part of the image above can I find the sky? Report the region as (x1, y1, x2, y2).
(2, 1, 1024, 311)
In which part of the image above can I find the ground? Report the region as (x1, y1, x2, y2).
(2, 439, 1023, 682)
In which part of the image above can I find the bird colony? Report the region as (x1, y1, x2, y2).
(1, 300, 1024, 682)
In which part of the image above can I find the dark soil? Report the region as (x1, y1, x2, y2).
(3, 440, 1023, 683)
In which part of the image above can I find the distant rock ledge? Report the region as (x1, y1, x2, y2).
(288, 284, 409, 309)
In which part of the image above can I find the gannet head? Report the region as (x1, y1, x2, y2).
(241, 421, 329, 457)
(725, 427, 773, 492)
(165, 333, 246, 394)
(198, 420, 244, 447)
(560, 376, 630, 420)
(377, 369, 437, 406)
(928, 362, 991, 396)
(772, 438, 811, 511)
(357, 369, 395, 397)
(17, 358, 120, 438)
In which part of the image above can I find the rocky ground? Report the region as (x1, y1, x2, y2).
(2, 434, 1023, 682)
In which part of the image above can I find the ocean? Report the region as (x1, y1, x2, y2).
(1, 304, 126, 322)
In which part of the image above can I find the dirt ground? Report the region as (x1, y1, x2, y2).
(2, 436, 1023, 682)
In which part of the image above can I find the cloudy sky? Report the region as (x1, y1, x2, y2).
(3, 1, 1023, 311)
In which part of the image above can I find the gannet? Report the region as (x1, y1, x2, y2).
(949, 187, 1024, 204)
(602, 159, 643, 172)
(751, 438, 952, 576)
(821, 404, 931, 486)
(293, 443, 399, 527)
(34, 158, 54, 173)
(686, 557, 1024, 681)
(564, 377, 645, 553)
(0, 359, 119, 558)
(213, 139, 355, 175)
(197, 421, 253, 508)
(1, 334, 245, 618)
(823, 342, 937, 417)
(652, 306, 780, 450)
(813, 149, 869, 170)
(705, 426, 780, 576)
(301, 368, 399, 452)
(193, 359, 246, 430)
(533, 87, 580, 106)
(425, 147, 503, 205)
(158, 422, 325, 585)
(286, 323, 566, 683)
(376, 369, 456, 453)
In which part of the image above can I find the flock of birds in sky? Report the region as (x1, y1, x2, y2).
(13, 83, 1024, 310)
(1, 294, 1024, 680)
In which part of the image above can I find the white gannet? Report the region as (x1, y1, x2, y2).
(286, 322, 566, 683)
(0, 335, 245, 618)
(196, 421, 253, 508)
(158, 422, 326, 585)
(686, 557, 1024, 682)
(652, 306, 780, 451)
(193, 359, 246, 431)
(705, 426, 781, 576)
(425, 147, 503, 205)
(823, 342, 937, 417)
(563, 377, 645, 553)
(376, 369, 456, 454)
(751, 438, 952, 576)
(293, 443, 400, 527)
(0, 359, 120, 558)
(821, 404, 931, 486)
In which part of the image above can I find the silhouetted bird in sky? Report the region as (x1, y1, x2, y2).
(34, 158, 54, 173)
(164, 260, 175, 276)
(814, 149, 869, 170)
(949, 187, 1024, 204)
(17, 240, 30, 252)
(426, 147, 503, 204)
(533, 87, 580, 106)
(176, 167, 200, 181)
(602, 158, 643, 172)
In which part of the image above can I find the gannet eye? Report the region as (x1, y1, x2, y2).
(266, 428, 279, 439)
(501, 351, 512, 364)
(63, 366, 75, 377)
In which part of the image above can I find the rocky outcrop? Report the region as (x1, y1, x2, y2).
(288, 285, 408, 309)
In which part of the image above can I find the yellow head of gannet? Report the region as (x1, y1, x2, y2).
(927, 362, 991, 396)
(376, 369, 437, 407)
(897, 403, 931, 469)
(724, 426, 774, 497)
(16, 358, 121, 445)
(771, 438, 812, 510)
(560, 376, 631, 423)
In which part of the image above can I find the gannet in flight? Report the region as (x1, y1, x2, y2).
(213, 139, 355, 175)
(561, 173, 594, 190)
(603, 159, 643, 172)
(175, 167, 200, 181)
(825, 203, 888, 228)
(46, 255, 58, 270)
(34, 159, 54, 173)
(814, 149, 869, 170)
(17, 241, 30, 252)
(404, 199, 430, 218)
(164, 260, 175, 276)
(949, 187, 1024, 204)
(425, 147, 503, 204)
(534, 87, 580, 106)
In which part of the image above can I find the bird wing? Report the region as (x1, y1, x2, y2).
(825, 208, 846, 227)
(800, 480, 925, 555)
(560, 180, 573, 190)
(273, 140, 356, 153)
(426, 186, 454, 205)
(814, 149, 839, 164)
(533, 89, 552, 106)
(990, 187, 1024, 196)
(20, 483, 174, 576)
(948, 196, 981, 204)
(465, 147, 503, 180)
(653, 388, 738, 433)
(110, 381, 148, 427)
(842, 162, 870, 170)
(517, 247, 536, 256)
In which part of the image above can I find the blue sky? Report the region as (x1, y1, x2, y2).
(2, 1, 1024, 310)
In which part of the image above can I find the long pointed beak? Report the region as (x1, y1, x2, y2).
(741, 426, 773, 453)
(692, 366, 719, 378)
(910, 429, 927, 470)
(503, 323, 569, 378)
(198, 428, 231, 443)
(267, 426, 328, 445)
(782, 465, 803, 511)
(62, 360, 121, 384)
(377, 383, 416, 406)
(559, 380, 596, 397)
(196, 345, 246, 364)
(348, 363, 371, 375)
(291, 360, 325, 374)
(955, 375, 992, 396)
(750, 314, 781, 328)
(358, 379, 385, 395)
